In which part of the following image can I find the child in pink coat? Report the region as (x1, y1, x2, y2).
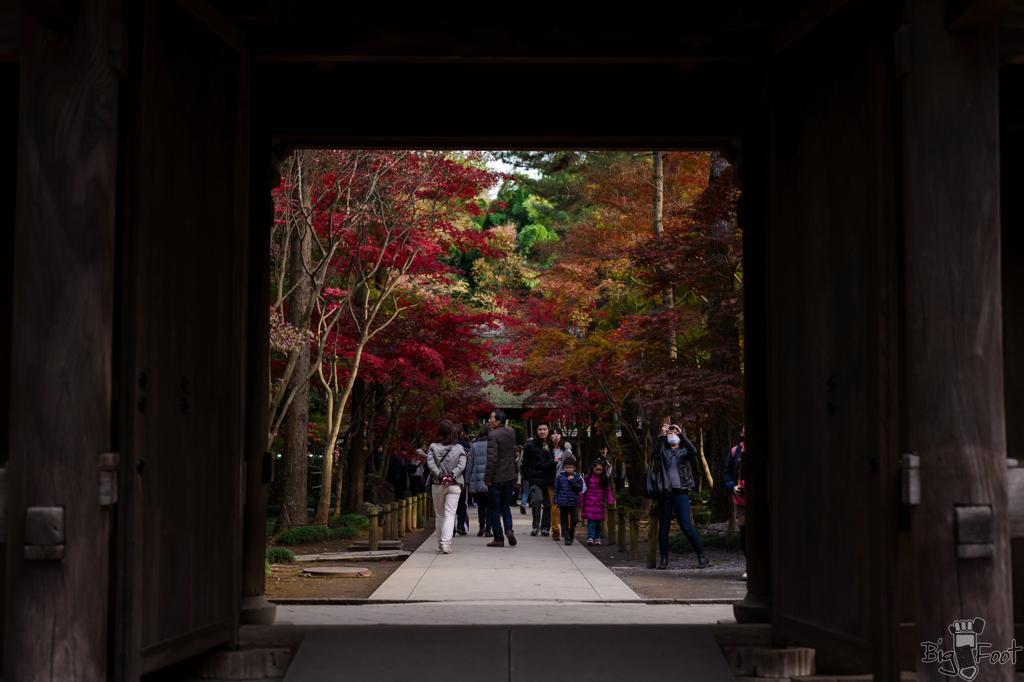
(580, 458, 616, 545)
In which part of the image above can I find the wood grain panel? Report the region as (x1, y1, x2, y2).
(769, 1, 900, 676)
(118, 0, 247, 672)
(0, 57, 16, 678)
(902, 3, 1012, 681)
(5, 1, 118, 680)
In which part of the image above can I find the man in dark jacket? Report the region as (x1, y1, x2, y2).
(522, 422, 553, 536)
(484, 409, 518, 547)
(454, 424, 472, 534)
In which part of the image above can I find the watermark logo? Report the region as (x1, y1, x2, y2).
(920, 618, 1022, 681)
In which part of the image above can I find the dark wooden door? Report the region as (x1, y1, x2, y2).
(116, 1, 249, 676)
(768, 1, 900, 676)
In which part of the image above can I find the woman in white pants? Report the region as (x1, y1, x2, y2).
(426, 420, 467, 554)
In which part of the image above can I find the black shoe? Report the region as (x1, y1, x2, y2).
(658, 556, 668, 570)
(507, 531, 517, 546)
(520, 506, 526, 514)
(530, 528, 539, 536)
(456, 529, 467, 536)
(484, 529, 492, 537)
(477, 528, 485, 537)
(697, 551, 708, 569)
(541, 530, 549, 537)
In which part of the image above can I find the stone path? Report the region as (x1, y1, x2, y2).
(275, 601, 735, 626)
(276, 520, 737, 681)
(370, 524, 639, 601)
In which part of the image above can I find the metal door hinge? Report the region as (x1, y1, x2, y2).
(955, 505, 994, 559)
(99, 452, 119, 507)
(900, 452, 920, 505)
(25, 507, 65, 561)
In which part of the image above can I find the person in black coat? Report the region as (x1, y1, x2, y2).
(522, 423, 553, 536)
(651, 424, 707, 570)
(454, 424, 472, 535)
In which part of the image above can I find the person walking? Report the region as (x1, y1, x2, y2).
(466, 423, 492, 537)
(552, 455, 584, 545)
(412, 442, 428, 493)
(485, 409, 518, 547)
(408, 455, 424, 495)
(581, 457, 616, 545)
(523, 423, 553, 536)
(387, 451, 407, 501)
(514, 445, 526, 514)
(652, 424, 708, 570)
(426, 420, 467, 554)
(454, 424, 472, 535)
(724, 424, 746, 579)
(547, 426, 572, 541)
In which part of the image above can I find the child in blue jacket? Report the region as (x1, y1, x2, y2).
(553, 455, 585, 545)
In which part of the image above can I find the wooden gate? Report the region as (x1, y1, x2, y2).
(768, 1, 900, 675)
(115, 1, 249, 677)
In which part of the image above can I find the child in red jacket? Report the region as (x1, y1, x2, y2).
(581, 458, 616, 545)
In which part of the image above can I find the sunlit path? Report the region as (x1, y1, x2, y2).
(370, 524, 639, 602)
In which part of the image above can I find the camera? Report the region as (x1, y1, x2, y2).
(736, 484, 745, 496)
(442, 476, 454, 486)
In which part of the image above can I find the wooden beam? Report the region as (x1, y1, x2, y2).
(176, 0, 245, 52)
(254, 61, 751, 144)
(774, 0, 850, 53)
(14, 0, 77, 26)
(947, 0, 1015, 29)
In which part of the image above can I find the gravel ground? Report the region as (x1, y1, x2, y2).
(575, 519, 748, 600)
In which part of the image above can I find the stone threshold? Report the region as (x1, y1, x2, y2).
(267, 597, 741, 605)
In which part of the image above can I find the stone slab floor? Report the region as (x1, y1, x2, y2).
(277, 526, 737, 680)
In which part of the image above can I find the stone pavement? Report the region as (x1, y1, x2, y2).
(276, 519, 737, 681)
(275, 601, 735, 626)
(369, 522, 638, 601)
(274, 526, 735, 626)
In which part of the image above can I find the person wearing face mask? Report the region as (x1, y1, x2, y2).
(523, 422, 553, 536)
(652, 424, 708, 570)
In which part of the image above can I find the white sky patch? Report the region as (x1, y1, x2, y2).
(485, 154, 542, 198)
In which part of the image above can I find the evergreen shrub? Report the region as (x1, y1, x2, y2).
(266, 547, 296, 563)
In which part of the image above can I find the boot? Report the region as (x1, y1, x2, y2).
(486, 539, 504, 547)
(552, 529, 560, 541)
(507, 531, 517, 546)
(658, 555, 668, 570)
(477, 527, 485, 537)
(484, 529, 492, 537)
(697, 551, 708, 569)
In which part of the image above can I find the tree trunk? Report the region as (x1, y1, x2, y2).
(276, 226, 312, 532)
(706, 420, 733, 522)
(343, 378, 367, 511)
(653, 151, 676, 360)
(332, 443, 346, 516)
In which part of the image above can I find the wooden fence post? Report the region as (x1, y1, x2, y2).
(368, 507, 379, 552)
(604, 504, 614, 540)
(382, 504, 392, 540)
(406, 496, 413, 532)
(398, 500, 407, 538)
(629, 512, 639, 561)
(617, 509, 627, 552)
(647, 510, 659, 568)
